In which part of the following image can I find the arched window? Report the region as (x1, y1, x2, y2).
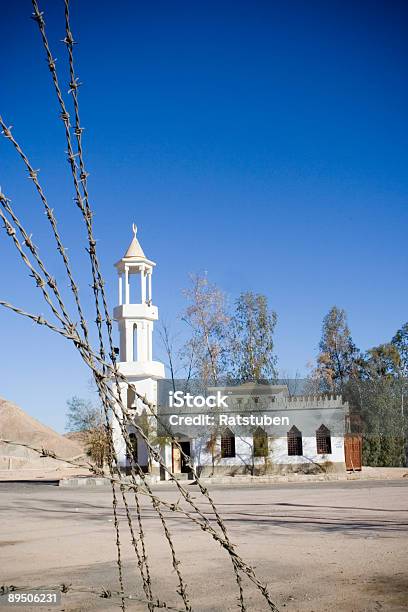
(133, 324, 138, 361)
(287, 426, 303, 456)
(316, 424, 332, 454)
(221, 428, 236, 458)
(253, 427, 268, 457)
(128, 432, 138, 462)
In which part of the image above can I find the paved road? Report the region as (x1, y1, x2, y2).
(0, 479, 407, 611)
(1, 477, 406, 491)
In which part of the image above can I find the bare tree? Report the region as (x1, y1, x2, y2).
(158, 320, 178, 391)
(182, 273, 228, 386)
(66, 396, 109, 468)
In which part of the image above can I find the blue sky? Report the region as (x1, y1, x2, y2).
(1, 0, 407, 431)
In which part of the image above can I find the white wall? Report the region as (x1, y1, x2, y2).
(188, 433, 345, 472)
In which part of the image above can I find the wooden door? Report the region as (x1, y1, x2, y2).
(344, 435, 362, 471)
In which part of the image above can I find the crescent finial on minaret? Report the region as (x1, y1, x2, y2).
(122, 222, 146, 258)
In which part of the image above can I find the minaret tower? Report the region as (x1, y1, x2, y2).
(113, 224, 165, 471)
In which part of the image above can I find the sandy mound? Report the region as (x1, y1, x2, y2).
(0, 398, 85, 469)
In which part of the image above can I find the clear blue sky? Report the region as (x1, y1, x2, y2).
(1, 0, 407, 432)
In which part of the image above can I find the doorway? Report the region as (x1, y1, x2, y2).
(172, 440, 191, 473)
(180, 441, 191, 473)
(344, 434, 362, 471)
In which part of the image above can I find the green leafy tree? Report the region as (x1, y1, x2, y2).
(228, 292, 277, 383)
(345, 378, 407, 467)
(358, 343, 401, 380)
(392, 322, 408, 377)
(315, 306, 359, 392)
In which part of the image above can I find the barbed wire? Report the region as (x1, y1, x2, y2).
(0, 186, 277, 609)
(0, 206, 272, 606)
(0, 1, 280, 611)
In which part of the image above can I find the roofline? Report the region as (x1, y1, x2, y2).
(114, 257, 156, 268)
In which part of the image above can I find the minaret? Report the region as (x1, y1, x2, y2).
(112, 224, 165, 472)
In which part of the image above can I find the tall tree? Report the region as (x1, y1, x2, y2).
(344, 333, 407, 468)
(182, 273, 228, 386)
(345, 377, 407, 467)
(358, 343, 402, 380)
(392, 322, 408, 377)
(315, 306, 359, 392)
(228, 292, 277, 383)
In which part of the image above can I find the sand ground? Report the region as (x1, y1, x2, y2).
(0, 479, 407, 612)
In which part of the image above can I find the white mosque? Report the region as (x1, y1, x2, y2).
(112, 226, 349, 479)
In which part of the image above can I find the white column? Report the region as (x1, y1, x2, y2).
(148, 271, 152, 303)
(141, 266, 146, 303)
(125, 267, 129, 304)
(118, 273, 123, 305)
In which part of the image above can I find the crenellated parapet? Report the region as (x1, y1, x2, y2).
(282, 394, 346, 405)
(235, 393, 348, 412)
(273, 395, 347, 410)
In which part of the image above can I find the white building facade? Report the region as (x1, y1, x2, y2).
(157, 382, 348, 477)
(112, 227, 348, 478)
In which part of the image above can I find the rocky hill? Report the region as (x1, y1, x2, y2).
(0, 398, 84, 470)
